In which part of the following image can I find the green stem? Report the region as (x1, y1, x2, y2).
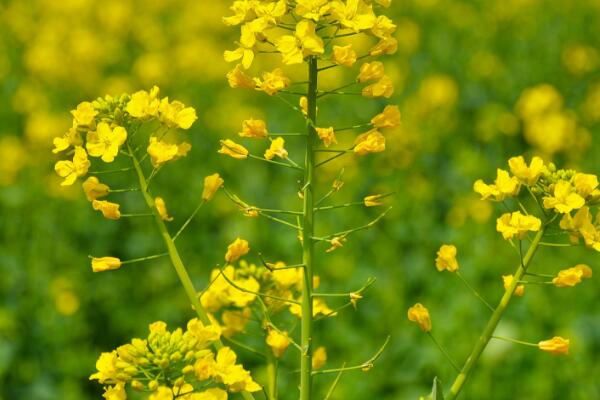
(491, 335, 538, 347)
(267, 353, 278, 400)
(128, 144, 256, 400)
(300, 56, 318, 400)
(446, 228, 545, 400)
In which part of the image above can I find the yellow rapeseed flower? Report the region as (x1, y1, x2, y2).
(407, 303, 432, 332)
(239, 119, 268, 138)
(227, 64, 256, 89)
(213, 347, 261, 392)
(147, 137, 192, 167)
(312, 346, 327, 369)
(370, 36, 398, 56)
(573, 173, 599, 198)
(203, 173, 224, 202)
(354, 129, 386, 155)
(371, 105, 401, 129)
(316, 127, 337, 147)
(502, 275, 525, 297)
(266, 330, 291, 358)
(158, 98, 197, 129)
(364, 193, 386, 207)
(357, 61, 385, 83)
(71, 101, 98, 127)
(552, 264, 592, 287)
(496, 211, 542, 240)
(508, 155, 545, 185)
(330, 0, 376, 32)
(362, 75, 394, 98)
(543, 180, 585, 214)
(538, 336, 570, 355)
(225, 238, 250, 263)
(332, 44, 357, 67)
(154, 197, 173, 221)
(473, 169, 520, 201)
(86, 123, 127, 163)
(224, 22, 258, 69)
(82, 176, 110, 201)
(264, 137, 288, 160)
(219, 139, 249, 160)
(102, 384, 126, 400)
(276, 20, 324, 65)
(296, 0, 331, 21)
(52, 125, 83, 154)
(435, 244, 459, 272)
(254, 68, 291, 95)
(126, 86, 160, 119)
(92, 200, 121, 220)
(91, 257, 122, 273)
(54, 146, 90, 186)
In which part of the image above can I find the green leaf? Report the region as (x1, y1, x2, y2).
(431, 376, 445, 400)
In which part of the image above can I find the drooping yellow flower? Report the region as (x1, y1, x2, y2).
(496, 212, 542, 240)
(407, 303, 432, 332)
(473, 169, 520, 201)
(92, 200, 121, 220)
(264, 137, 288, 160)
(543, 180, 585, 214)
(154, 197, 173, 221)
(254, 68, 291, 96)
(502, 274, 525, 297)
(82, 176, 110, 201)
(218, 138, 249, 159)
(266, 330, 291, 358)
(354, 129, 385, 155)
(296, 0, 331, 21)
(312, 346, 327, 369)
(362, 75, 394, 98)
(276, 20, 324, 65)
(227, 64, 256, 89)
(225, 238, 250, 263)
(370, 36, 398, 56)
(71, 101, 98, 127)
(91, 257, 122, 273)
(371, 14, 397, 38)
(573, 173, 599, 198)
(54, 146, 90, 186)
(126, 86, 160, 119)
(332, 44, 357, 67)
(357, 61, 385, 82)
(158, 98, 197, 129)
(538, 336, 570, 355)
(147, 137, 192, 167)
(86, 122, 127, 163)
(508, 156, 545, 185)
(552, 264, 593, 287)
(371, 105, 401, 129)
(316, 127, 337, 147)
(203, 173, 224, 201)
(435, 244, 459, 272)
(239, 119, 268, 138)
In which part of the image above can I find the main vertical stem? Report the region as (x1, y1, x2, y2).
(446, 228, 546, 400)
(300, 56, 318, 400)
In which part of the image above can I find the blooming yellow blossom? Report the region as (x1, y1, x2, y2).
(92, 200, 121, 220)
(473, 169, 520, 201)
(126, 86, 160, 119)
(362, 75, 394, 98)
(264, 137, 288, 160)
(543, 180, 585, 214)
(225, 238, 250, 263)
(147, 137, 191, 167)
(227, 64, 256, 89)
(254, 68, 291, 96)
(435, 244, 459, 272)
(149, 387, 173, 400)
(213, 347, 261, 392)
(502, 274, 525, 297)
(86, 123, 127, 163)
(552, 264, 593, 287)
(312, 346, 327, 369)
(266, 330, 291, 358)
(222, 308, 252, 338)
(316, 127, 337, 147)
(89, 351, 119, 383)
(330, 0, 377, 32)
(154, 197, 173, 221)
(82, 176, 110, 201)
(71, 101, 98, 127)
(102, 384, 126, 400)
(364, 194, 385, 207)
(496, 212, 542, 240)
(240, 119, 268, 138)
(276, 20, 324, 65)
(224, 23, 258, 69)
(357, 61, 385, 82)
(371, 105, 401, 129)
(91, 257, 122, 273)
(538, 336, 569, 355)
(407, 303, 431, 332)
(332, 44, 357, 67)
(354, 129, 385, 155)
(158, 98, 197, 129)
(371, 14, 396, 38)
(370, 36, 398, 56)
(54, 146, 90, 186)
(203, 173, 224, 201)
(52, 125, 83, 154)
(508, 156, 545, 185)
(573, 173, 599, 198)
(218, 139, 248, 160)
(296, 0, 331, 21)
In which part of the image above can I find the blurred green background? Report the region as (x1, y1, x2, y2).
(1, 0, 600, 399)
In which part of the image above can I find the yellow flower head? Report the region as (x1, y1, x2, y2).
(543, 180, 585, 214)
(53, 125, 83, 154)
(224, 22, 260, 69)
(86, 123, 128, 163)
(312, 346, 327, 369)
(573, 173, 599, 198)
(370, 36, 398, 56)
(89, 351, 119, 383)
(357, 61, 385, 83)
(502, 274, 525, 297)
(82, 176, 110, 201)
(407, 303, 432, 332)
(330, 0, 377, 32)
(126, 86, 160, 119)
(203, 173, 224, 201)
(362, 75, 394, 98)
(91, 257, 122, 273)
(102, 384, 126, 400)
(222, 308, 252, 338)
(264, 137, 288, 160)
(552, 264, 592, 287)
(92, 200, 121, 220)
(508, 155, 545, 185)
(354, 129, 386, 155)
(332, 44, 357, 67)
(276, 20, 324, 65)
(225, 238, 250, 263)
(496, 212, 542, 240)
(147, 137, 191, 167)
(227, 64, 256, 89)
(435, 244, 459, 272)
(316, 127, 337, 147)
(193, 388, 228, 400)
(538, 336, 570, 355)
(371, 105, 401, 129)
(254, 68, 291, 95)
(154, 197, 173, 221)
(474, 169, 520, 201)
(266, 330, 291, 358)
(240, 118, 268, 138)
(296, 0, 331, 21)
(158, 98, 197, 129)
(71, 101, 98, 127)
(54, 146, 90, 186)
(219, 139, 249, 160)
